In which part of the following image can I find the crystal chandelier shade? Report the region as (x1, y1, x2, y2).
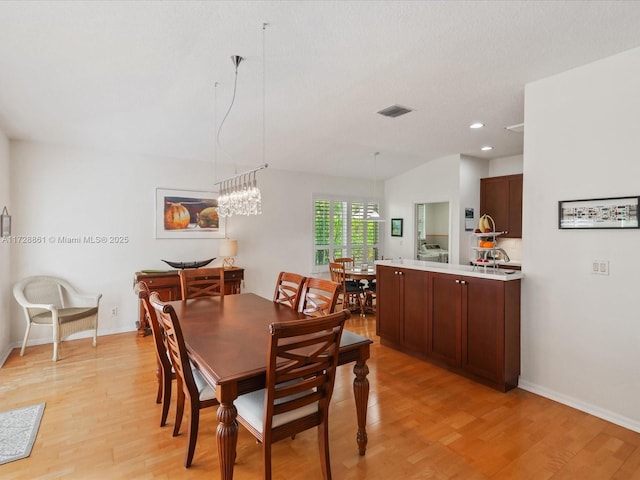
(217, 169, 264, 218)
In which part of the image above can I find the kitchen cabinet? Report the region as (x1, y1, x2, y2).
(376, 265, 429, 354)
(480, 173, 523, 238)
(427, 272, 460, 366)
(428, 271, 520, 391)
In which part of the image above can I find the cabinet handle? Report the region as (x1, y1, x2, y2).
(460, 280, 467, 285)
(455, 279, 460, 284)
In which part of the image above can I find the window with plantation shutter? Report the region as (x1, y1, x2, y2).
(313, 195, 381, 272)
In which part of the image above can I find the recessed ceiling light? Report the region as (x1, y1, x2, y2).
(469, 122, 484, 129)
(481, 146, 493, 151)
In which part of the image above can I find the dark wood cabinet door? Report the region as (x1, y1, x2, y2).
(507, 175, 523, 238)
(427, 272, 461, 366)
(481, 176, 509, 233)
(400, 268, 429, 353)
(376, 265, 400, 343)
(460, 276, 505, 383)
(480, 174, 523, 238)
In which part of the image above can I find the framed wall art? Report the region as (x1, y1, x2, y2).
(1, 206, 10, 237)
(391, 218, 403, 237)
(558, 196, 639, 229)
(155, 188, 225, 239)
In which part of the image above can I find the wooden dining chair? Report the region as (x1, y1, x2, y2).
(333, 257, 364, 288)
(332, 257, 354, 269)
(135, 281, 174, 427)
(360, 280, 376, 317)
(273, 271, 307, 310)
(234, 310, 350, 480)
(149, 292, 219, 468)
(179, 267, 225, 299)
(329, 262, 362, 312)
(298, 277, 340, 317)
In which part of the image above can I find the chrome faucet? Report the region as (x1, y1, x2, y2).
(496, 248, 511, 262)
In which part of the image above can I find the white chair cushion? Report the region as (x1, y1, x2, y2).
(192, 367, 216, 402)
(234, 387, 318, 434)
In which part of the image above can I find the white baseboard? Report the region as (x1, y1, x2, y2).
(518, 379, 640, 434)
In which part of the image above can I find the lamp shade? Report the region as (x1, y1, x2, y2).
(219, 239, 238, 257)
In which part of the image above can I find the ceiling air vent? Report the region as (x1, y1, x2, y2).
(377, 104, 413, 118)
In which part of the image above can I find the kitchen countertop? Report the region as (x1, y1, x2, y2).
(375, 259, 524, 281)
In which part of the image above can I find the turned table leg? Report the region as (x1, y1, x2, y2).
(216, 400, 238, 480)
(353, 358, 370, 455)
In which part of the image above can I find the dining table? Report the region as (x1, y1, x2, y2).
(345, 266, 377, 314)
(169, 293, 373, 480)
(344, 265, 376, 283)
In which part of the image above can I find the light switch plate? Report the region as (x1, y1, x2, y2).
(592, 260, 609, 275)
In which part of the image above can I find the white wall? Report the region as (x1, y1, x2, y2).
(488, 154, 523, 177)
(385, 154, 461, 263)
(459, 155, 490, 264)
(0, 129, 10, 364)
(520, 46, 640, 431)
(8, 141, 375, 349)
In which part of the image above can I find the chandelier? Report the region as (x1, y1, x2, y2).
(216, 164, 267, 217)
(214, 24, 269, 218)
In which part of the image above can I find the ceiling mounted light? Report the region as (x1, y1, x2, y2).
(469, 122, 484, 129)
(481, 146, 494, 151)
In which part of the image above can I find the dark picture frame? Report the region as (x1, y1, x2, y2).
(391, 218, 403, 237)
(1, 206, 10, 238)
(558, 196, 639, 229)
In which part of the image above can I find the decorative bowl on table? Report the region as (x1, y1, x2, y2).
(161, 258, 216, 269)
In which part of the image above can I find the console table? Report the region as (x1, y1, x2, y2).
(133, 267, 244, 336)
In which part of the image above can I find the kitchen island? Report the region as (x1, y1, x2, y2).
(375, 259, 521, 391)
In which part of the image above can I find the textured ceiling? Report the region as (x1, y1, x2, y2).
(1, 1, 640, 180)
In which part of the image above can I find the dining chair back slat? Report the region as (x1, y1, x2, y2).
(179, 267, 225, 299)
(298, 277, 340, 317)
(272, 272, 306, 310)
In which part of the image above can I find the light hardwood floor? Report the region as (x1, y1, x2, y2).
(2, 313, 639, 479)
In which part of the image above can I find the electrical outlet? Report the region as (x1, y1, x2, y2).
(111, 306, 118, 316)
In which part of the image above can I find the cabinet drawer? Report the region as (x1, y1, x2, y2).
(224, 269, 244, 281)
(142, 277, 178, 288)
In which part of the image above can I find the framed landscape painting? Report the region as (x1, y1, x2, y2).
(391, 218, 403, 237)
(155, 188, 225, 239)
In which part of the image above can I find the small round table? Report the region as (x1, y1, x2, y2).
(345, 267, 376, 315)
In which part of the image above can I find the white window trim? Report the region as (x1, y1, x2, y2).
(311, 193, 383, 274)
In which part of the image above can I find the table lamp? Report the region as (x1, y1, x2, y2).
(220, 238, 238, 269)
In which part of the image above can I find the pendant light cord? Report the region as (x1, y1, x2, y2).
(263, 22, 267, 166)
(216, 59, 241, 164)
(214, 81, 218, 185)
